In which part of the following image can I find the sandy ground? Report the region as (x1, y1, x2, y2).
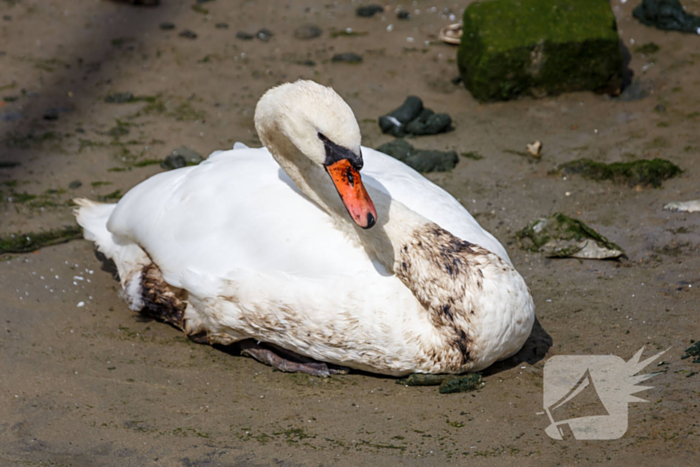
(1, 0, 699, 465)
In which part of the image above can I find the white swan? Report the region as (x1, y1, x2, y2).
(75, 80, 534, 377)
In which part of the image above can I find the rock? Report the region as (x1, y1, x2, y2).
(458, 0, 623, 101)
(161, 146, 204, 170)
(215, 23, 229, 29)
(256, 28, 273, 41)
(236, 31, 254, 40)
(663, 200, 700, 213)
(159, 22, 175, 30)
(633, 0, 700, 34)
(517, 213, 624, 259)
(104, 92, 134, 103)
(682, 341, 700, 363)
(43, 109, 59, 121)
(331, 52, 362, 63)
(294, 24, 322, 39)
(356, 5, 384, 17)
(69, 180, 82, 189)
(396, 9, 410, 20)
(378, 96, 453, 137)
(376, 140, 459, 173)
(555, 158, 682, 188)
(439, 374, 484, 394)
(0, 161, 20, 168)
(179, 29, 198, 39)
(113, 0, 160, 5)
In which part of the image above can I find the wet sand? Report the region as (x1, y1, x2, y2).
(1, 0, 699, 465)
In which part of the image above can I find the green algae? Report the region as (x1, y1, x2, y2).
(517, 212, 624, 259)
(461, 151, 484, 160)
(0, 226, 82, 254)
(396, 373, 484, 394)
(458, 0, 622, 101)
(556, 157, 682, 188)
(681, 341, 700, 364)
(635, 42, 660, 54)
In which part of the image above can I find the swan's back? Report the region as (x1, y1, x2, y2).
(106, 145, 509, 288)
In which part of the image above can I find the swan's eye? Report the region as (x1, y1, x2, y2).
(346, 167, 354, 186)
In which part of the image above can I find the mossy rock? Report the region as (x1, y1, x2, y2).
(517, 213, 624, 259)
(458, 0, 623, 101)
(556, 158, 682, 188)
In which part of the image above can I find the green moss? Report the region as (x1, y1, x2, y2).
(556, 157, 682, 188)
(91, 181, 112, 187)
(635, 42, 660, 54)
(330, 28, 368, 38)
(0, 226, 83, 254)
(439, 374, 484, 394)
(458, 0, 622, 101)
(681, 341, 700, 364)
(98, 190, 122, 201)
(461, 151, 484, 160)
(4, 131, 61, 149)
(396, 374, 454, 386)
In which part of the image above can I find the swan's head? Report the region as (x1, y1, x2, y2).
(255, 80, 377, 229)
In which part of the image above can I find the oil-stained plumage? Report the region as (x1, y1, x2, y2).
(75, 80, 535, 376)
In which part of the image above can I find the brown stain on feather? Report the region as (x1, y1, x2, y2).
(139, 263, 188, 331)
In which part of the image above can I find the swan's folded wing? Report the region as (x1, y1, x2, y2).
(361, 146, 510, 262)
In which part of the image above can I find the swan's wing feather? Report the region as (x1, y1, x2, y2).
(107, 147, 377, 287)
(361, 146, 510, 261)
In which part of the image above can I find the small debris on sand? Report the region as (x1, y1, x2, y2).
(236, 31, 254, 40)
(663, 200, 700, 213)
(104, 92, 134, 104)
(159, 22, 175, 30)
(256, 28, 273, 42)
(681, 341, 700, 363)
(294, 24, 322, 40)
(439, 23, 462, 45)
(396, 373, 484, 394)
(526, 141, 542, 158)
(517, 213, 624, 259)
(356, 5, 384, 18)
(179, 29, 198, 39)
(331, 52, 362, 63)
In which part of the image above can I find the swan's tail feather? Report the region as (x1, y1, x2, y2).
(73, 198, 150, 310)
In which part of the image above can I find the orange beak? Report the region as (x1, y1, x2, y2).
(325, 159, 377, 229)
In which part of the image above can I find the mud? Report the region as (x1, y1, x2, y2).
(0, 0, 699, 466)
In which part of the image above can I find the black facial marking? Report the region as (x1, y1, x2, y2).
(318, 132, 363, 170)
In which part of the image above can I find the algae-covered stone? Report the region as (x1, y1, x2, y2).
(458, 0, 623, 101)
(517, 213, 624, 259)
(556, 158, 682, 188)
(439, 374, 484, 394)
(376, 140, 459, 173)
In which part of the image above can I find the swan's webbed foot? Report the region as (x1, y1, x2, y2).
(239, 340, 349, 377)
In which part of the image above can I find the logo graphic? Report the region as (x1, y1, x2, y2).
(543, 347, 665, 440)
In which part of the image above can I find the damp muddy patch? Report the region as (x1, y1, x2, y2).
(0, 225, 82, 254)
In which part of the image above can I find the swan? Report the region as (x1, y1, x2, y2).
(74, 80, 535, 377)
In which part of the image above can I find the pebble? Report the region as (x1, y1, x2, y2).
(397, 9, 410, 19)
(69, 180, 82, 190)
(0, 111, 21, 122)
(215, 23, 229, 29)
(179, 29, 198, 39)
(159, 22, 175, 30)
(105, 92, 134, 104)
(294, 24, 322, 40)
(256, 28, 273, 41)
(236, 31, 254, 40)
(161, 146, 204, 170)
(356, 5, 384, 17)
(332, 53, 363, 63)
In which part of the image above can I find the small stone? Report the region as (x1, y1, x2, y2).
(104, 92, 134, 104)
(3, 15, 12, 21)
(294, 24, 322, 40)
(69, 180, 82, 190)
(179, 29, 198, 39)
(236, 31, 254, 40)
(298, 59, 316, 67)
(159, 22, 175, 30)
(161, 146, 204, 170)
(331, 52, 363, 63)
(396, 9, 410, 20)
(215, 22, 229, 29)
(3, 96, 18, 102)
(356, 5, 384, 17)
(256, 28, 273, 41)
(43, 109, 59, 121)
